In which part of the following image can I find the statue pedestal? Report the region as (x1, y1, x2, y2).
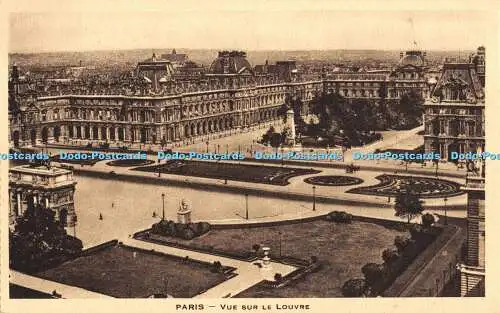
(262, 247, 271, 268)
(177, 210, 191, 224)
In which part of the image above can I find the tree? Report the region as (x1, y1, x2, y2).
(252, 244, 261, 254)
(394, 236, 410, 253)
(10, 204, 83, 273)
(394, 193, 424, 224)
(382, 248, 399, 264)
(421, 213, 435, 228)
(274, 273, 283, 282)
(341, 279, 370, 297)
(361, 263, 385, 286)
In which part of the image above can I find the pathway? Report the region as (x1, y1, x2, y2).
(9, 270, 113, 299)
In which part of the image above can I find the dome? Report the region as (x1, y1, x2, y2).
(399, 50, 425, 67)
(209, 51, 253, 74)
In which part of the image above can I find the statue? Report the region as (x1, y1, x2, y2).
(177, 198, 192, 224)
(179, 199, 190, 212)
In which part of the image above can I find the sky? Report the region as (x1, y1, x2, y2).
(8, 9, 493, 53)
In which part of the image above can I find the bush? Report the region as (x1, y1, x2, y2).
(274, 273, 283, 282)
(382, 249, 399, 264)
(421, 213, 435, 228)
(180, 228, 196, 240)
(341, 279, 370, 297)
(394, 235, 411, 253)
(326, 211, 353, 223)
(211, 261, 223, 273)
(361, 263, 385, 286)
(151, 220, 212, 240)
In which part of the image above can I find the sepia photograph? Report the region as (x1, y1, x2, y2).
(1, 1, 498, 312)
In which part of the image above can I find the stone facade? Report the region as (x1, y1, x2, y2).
(9, 165, 77, 227)
(423, 48, 485, 161)
(9, 49, 432, 148)
(458, 174, 485, 297)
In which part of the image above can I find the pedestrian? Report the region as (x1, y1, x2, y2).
(99, 213, 103, 220)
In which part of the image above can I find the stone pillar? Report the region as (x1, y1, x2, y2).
(16, 191, 21, 217)
(262, 247, 271, 268)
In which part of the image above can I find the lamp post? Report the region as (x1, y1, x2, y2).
(278, 231, 282, 258)
(280, 144, 284, 168)
(312, 186, 316, 211)
(206, 141, 209, 153)
(444, 197, 448, 225)
(161, 193, 165, 221)
(245, 193, 249, 220)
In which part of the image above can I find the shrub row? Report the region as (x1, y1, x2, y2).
(342, 223, 442, 297)
(151, 220, 211, 240)
(325, 211, 353, 224)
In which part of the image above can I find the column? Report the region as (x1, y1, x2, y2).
(16, 191, 22, 217)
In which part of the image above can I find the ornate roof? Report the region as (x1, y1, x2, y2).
(430, 62, 484, 103)
(209, 51, 253, 75)
(398, 50, 425, 67)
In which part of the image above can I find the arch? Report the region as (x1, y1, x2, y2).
(140, 128, 147, 143)
(92, 126, 99, 140)
(12, 130, 20, 147)
(68, 126, 74, 138)
(202, 120, 208, 134)
(76, 126, 82, 139)
(191, 124, 196, 137)
(118, 127, 124, 141)
(448, 142, 459, 163)
(41, 127, 49, 143)
(197, 122, 202, 135)
(59, 208, 68, 227)
(85, 126, 90, 139)
(184, 124, 190, 137)
(53, 126, 61, 142)
(109, 127, 115, 140)
(101, 126, 107, 141)
(30, 129, 37, 145)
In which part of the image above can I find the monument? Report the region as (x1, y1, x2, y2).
(284, 109, 296, 146)
(177, 199, 192, 224)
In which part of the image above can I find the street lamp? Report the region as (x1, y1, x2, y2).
(312, 186, 316, 211)
(206, 141, 209, 153)
(278, 231, 282, 258)
(444, 197, 448, 225)
(161, 193, 165, 221)
(245, 194, 249, 220)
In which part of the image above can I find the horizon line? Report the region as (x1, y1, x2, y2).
(8, 46, 479, 55)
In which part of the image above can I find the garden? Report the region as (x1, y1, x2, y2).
(137, 214, 410, 297)
(131, 160, 320, 186)
(346, 174, 464, 199)
(34, 243, 233, 298)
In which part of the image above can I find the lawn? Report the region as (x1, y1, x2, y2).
(35, 244, 230, 298)
(142, 220, 406, 297)
(131, 160, 320, 185)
